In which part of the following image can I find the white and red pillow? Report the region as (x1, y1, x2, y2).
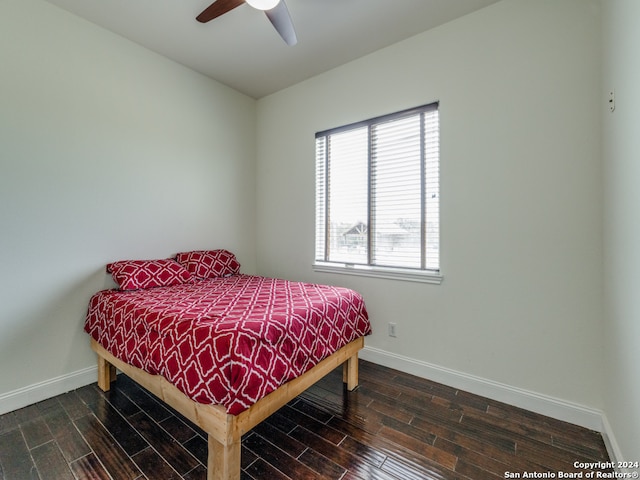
(175, 249, 241, 279)
(107, 259, 192, 291)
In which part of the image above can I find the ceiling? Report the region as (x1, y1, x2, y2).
(42, 0, 500, 99)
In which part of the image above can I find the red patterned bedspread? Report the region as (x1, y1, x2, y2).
(85, 274, 371, 415)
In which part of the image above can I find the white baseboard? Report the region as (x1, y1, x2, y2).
(601, 414, 624, 465)
(360, 346, 604, 432)
(0, 366, 97, 415)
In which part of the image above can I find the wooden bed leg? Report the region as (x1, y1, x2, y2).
(208, 433, 241, 480)
(343, 352, 359, 391)
(96, 355, 116, 392)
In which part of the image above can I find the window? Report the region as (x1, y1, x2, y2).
(314, 102, 441, 283)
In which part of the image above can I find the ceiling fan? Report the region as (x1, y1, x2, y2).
(197, 0, 298, 46)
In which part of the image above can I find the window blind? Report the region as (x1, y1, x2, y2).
(315, 102, 439, 273)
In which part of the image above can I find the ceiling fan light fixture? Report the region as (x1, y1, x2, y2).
(246, 0, 280, 11)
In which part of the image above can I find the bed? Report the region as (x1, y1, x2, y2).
(85, 252, 371, 480)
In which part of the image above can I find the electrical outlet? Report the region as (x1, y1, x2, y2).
(388, 322, 397, 337)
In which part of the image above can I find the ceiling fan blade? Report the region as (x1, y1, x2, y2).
(196, 0, 245, 23)
(265, 1, 297, 46)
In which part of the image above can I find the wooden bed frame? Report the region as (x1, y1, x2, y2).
(91, 336, 364, 480)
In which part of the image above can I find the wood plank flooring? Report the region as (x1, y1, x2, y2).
(0, 360, 611, 480)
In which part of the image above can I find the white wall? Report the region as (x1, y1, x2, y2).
(601, 0, 640, 462)
(0, 0, 257, 409)
(256, 0, 603, 422)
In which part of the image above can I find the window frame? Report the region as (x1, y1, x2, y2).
(313, 102, 442, 284)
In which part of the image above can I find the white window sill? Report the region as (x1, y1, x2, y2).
(312, 262, 443, 285)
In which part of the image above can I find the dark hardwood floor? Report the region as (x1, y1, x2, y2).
(0, 360, 610, 480)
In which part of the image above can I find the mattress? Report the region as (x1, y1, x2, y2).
(85, 274, 371, 415)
